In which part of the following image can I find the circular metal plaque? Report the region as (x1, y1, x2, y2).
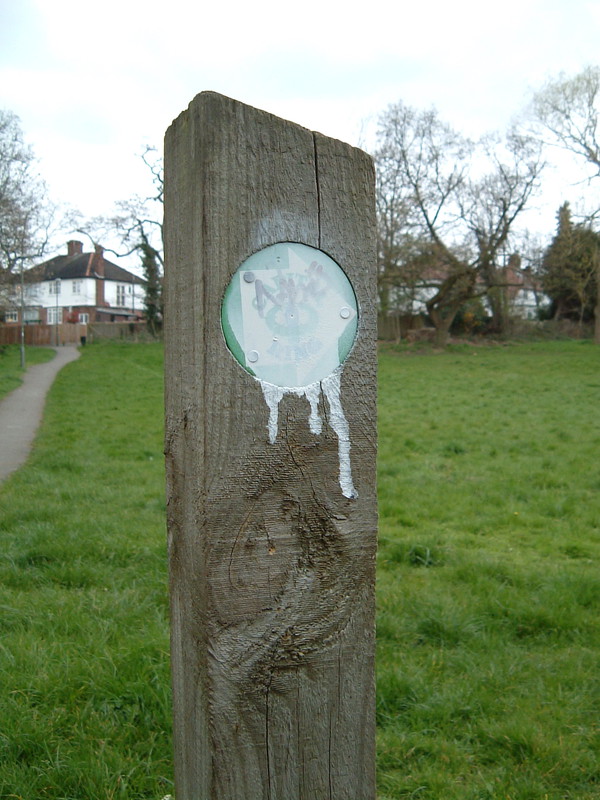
(221, 242, 358, 388)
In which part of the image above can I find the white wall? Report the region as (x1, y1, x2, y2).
(104, 280, 145, 311)
(32, 278, 145, 312)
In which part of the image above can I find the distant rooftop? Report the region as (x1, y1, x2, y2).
(29, 240, 142, 283)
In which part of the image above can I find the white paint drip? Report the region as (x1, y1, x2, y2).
(303, 382, 323, 436)
(262, 384, 285, 444)
(321, 370, 357, 499)
(259, 368, 357, 499)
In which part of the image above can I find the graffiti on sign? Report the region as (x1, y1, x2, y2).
(222, 242, 359, 498)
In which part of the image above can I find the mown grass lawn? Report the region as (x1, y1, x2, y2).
(0, 339, 598, 799)
(0, 342, 171, 799)
(377, 340, 600, 800)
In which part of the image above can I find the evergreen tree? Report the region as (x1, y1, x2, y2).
(542, 202, 599, 331)
(140, 238, 162, 335)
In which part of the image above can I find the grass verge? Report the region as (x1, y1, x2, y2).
(0, 342, 171, 799)
(0, 339, 598, 798)
(377, 340, 600, 799)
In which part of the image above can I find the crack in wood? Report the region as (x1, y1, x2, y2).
(313, 133, 322, 248)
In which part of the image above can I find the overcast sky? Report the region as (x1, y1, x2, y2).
(1, 0, 599, 263)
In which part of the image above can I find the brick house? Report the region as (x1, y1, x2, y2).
(4, 240, 145, 326)
(381, 256, 548, 321)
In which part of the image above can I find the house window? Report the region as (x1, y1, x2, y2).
(4, 311, 18, 323)
(72, 280, 82, 293)
(78, 313, 89, 324)
(47, 307, 63, 324)
(116, 284, 126, 306)
(49, 279, 61, 295)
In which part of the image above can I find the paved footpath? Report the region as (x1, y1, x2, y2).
(0, 346, 81, 483)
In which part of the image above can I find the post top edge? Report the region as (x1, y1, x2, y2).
(164, 91, 370, 158)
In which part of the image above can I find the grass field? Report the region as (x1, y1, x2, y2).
(0, 340, 599, 799)
(0, 343, 171, 799)
(377, 341, 600, 799)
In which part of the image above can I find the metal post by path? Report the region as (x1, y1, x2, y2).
(163, 91, 378, 800)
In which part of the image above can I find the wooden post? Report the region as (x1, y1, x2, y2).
(163, 92, 378, 799)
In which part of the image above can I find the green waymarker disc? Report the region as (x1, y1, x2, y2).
(221, 242, 358, 388)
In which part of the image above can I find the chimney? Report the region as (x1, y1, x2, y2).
(92, 244, 105, 278)
(67, 240, 83, 256)
(93, 245, 106, 309)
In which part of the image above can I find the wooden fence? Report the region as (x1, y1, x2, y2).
(0, 323, 85, 346)
(0, 321, 157, 346)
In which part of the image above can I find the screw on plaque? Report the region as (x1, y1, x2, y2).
(243, 272, 255, 283)
(247, 350, 259, 363)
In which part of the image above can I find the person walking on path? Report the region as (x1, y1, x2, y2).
(0, 346, 81, 483)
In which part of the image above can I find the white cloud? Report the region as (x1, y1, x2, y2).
(1, 0, 598, 245)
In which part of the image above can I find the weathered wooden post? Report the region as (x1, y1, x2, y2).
(163, 91, 377, 799)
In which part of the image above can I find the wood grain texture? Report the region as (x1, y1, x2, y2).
(164, 92, 377, 799)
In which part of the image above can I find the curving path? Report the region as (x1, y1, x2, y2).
(0, 346, 81, 483)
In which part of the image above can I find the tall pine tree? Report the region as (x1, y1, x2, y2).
(542, 202, 599, 333)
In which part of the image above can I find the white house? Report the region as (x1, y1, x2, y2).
(5, 240, 145, 326)
(381, 259, 549, 322)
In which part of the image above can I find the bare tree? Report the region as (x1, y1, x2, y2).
(75, 146, 164, 334)
(375, 154, 425, 316)
(0, 110, 54, 292)
(459, 130, 545, 333)
(375, 104, 474, 344)
(0, 109, 55, 364)
(531, 66, 600, 177)
(375, 102, 544, 344)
